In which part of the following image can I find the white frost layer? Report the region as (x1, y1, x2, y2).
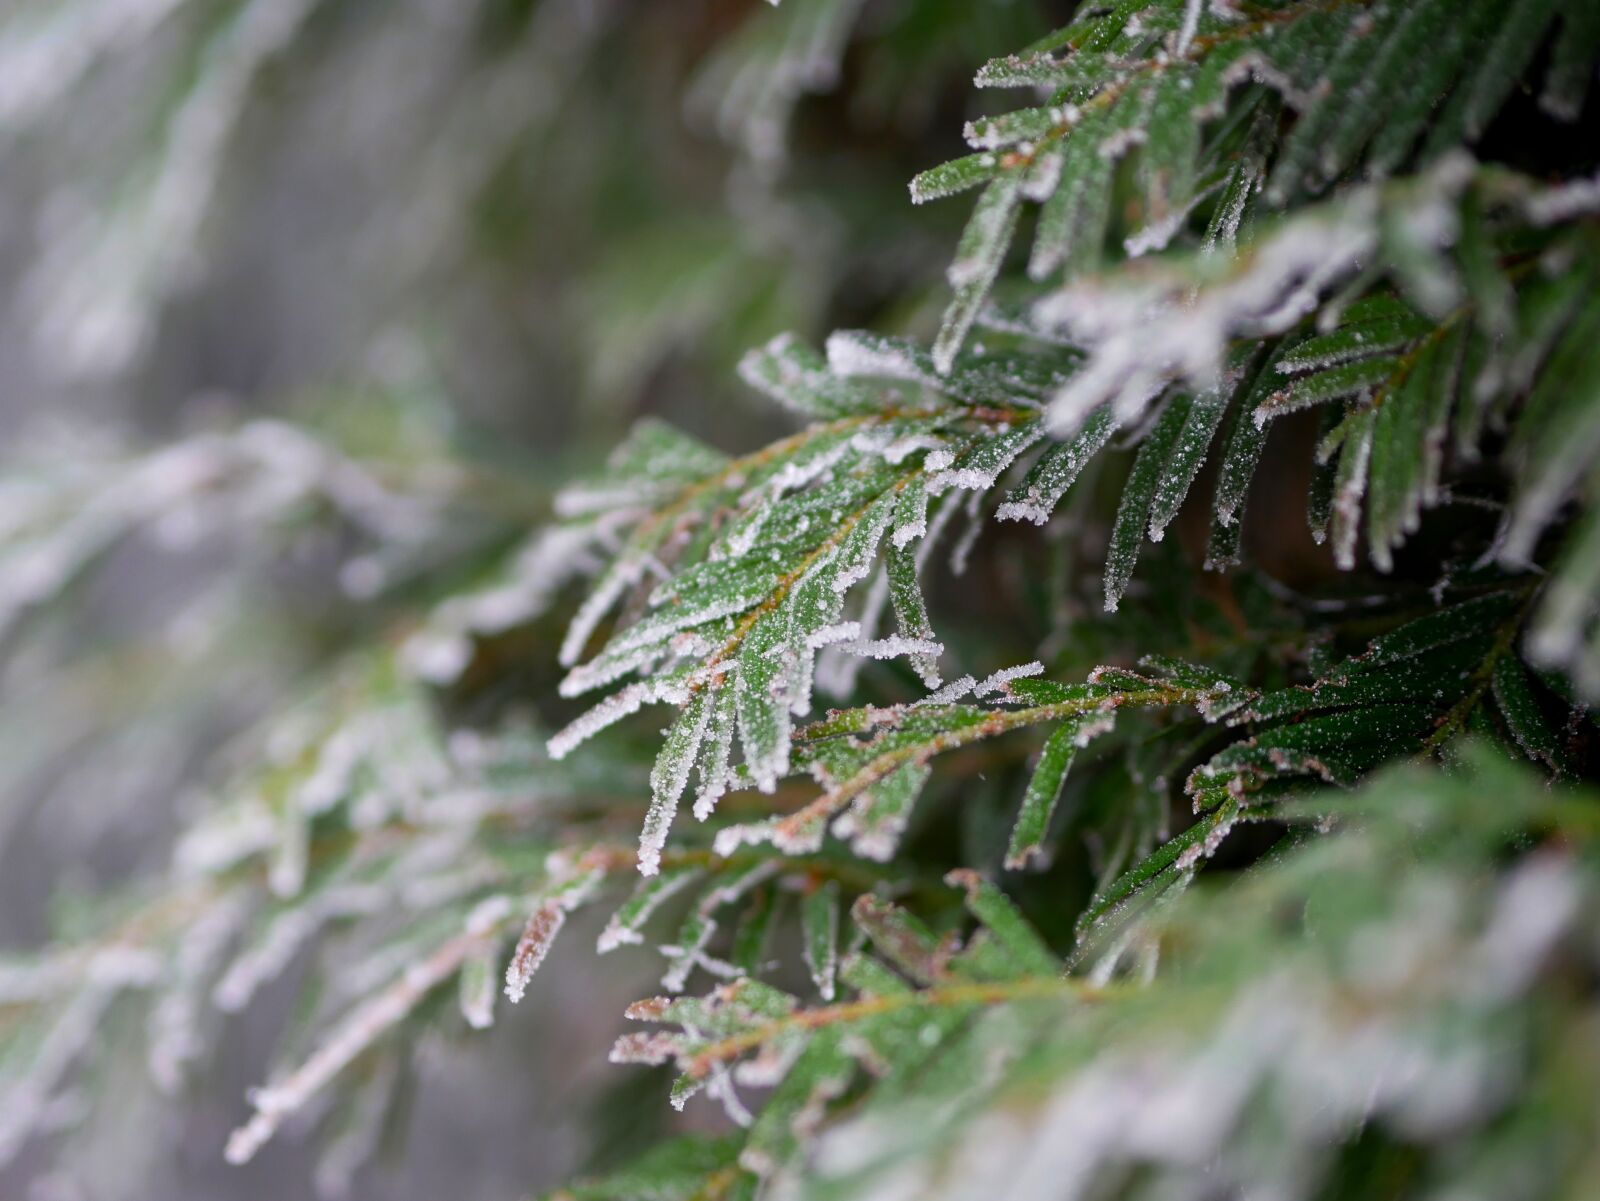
(842, 635, 944, 661)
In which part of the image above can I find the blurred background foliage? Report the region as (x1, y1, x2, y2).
(0, 2, 1073, 1197)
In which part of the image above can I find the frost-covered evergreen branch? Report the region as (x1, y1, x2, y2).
(5, 1, 1600, 1197)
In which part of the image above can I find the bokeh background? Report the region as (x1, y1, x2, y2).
(0, 2, 1071, 1197)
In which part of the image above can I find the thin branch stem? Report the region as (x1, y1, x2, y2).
(685, 974, 1101, 1078)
